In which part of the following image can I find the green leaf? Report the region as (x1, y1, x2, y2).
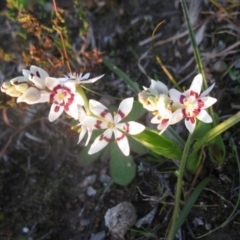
(173, 177, 210, 236)
(131, 128, 182, 160)
(124, 101, 147, 122)
(186, 151, 202, 172)
(103, 58, 140, 93)
(128, 136, 148, 155)
(190, 112, 240, 157)
(78, 144, 101, 166)
(208, 135, 225, 165)
(110, 142, 136, 185)
(190, 120, 212, 144)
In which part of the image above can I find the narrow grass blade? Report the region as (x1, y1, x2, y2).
(191, 111, 240, 155)
(180, 0, 207, 89)
(173, 177, 210, 237)
(103, 58, 140, 93)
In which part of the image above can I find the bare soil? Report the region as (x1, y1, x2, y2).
(0, 1, 240, 240)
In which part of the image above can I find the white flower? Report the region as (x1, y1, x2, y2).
(60, 71, 104, 84)
(82, 97, 145, 156)
(150, 95, 173, 134)
(22, 65, 49, 89)
(138, 79, 169, 111)
(1, 65, 50, 104)
(77, 106, 93, 146)
(169, 74, 217, 133)
(45, 77, 84, 122)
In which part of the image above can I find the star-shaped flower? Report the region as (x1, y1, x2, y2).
(60, 71, 104, 84)
(82, 97, 145, 156)
(169, 74, 217, 133)
(45, 77, 84, 122)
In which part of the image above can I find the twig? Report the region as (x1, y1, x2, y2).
(52, 0, 71, 72)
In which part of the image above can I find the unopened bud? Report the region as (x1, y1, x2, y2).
(1, 82, 12, 92)
(17, 87, 40, 103)
(15, 83, 29, 93)
(138, 90, 159, 111)
(6, 86, 22, 97)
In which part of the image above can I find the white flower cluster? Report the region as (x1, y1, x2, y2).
(138, 74, 217, 133)
(1, 65, 145, 156)
(1, 65, 104, 121)
(1, 67, 217, 155)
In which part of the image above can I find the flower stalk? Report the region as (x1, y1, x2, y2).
(167, 133, 193, 240)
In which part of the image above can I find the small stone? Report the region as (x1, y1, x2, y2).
(192, 217, 204, 227)
(105, 202, 137, 239)
(90, 231, 106, 240)
(205, 223, 211, 230)
(81, 174, 97, 187)
(22, 227, 29, 233)
(213, 60, 226, 72)
(87, 186, 97, 196)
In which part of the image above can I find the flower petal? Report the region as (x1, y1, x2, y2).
(169, 89, 182, 102)
(196, 109, 213, 123)
(170, 108, 184, 124)
(189, 74, 202, 96)
(38, 91, 50, 103)
(78, 128, 87, 144)
(82, 116, 108, 129)
(17, 87, 40, 103)
(74, 93, 84, 106)
(82, 72, 90, 79)
(201, 83, 215, 97)
(66, 103, 79, 120)
(117, 121, 145, 135)
(158, 121, 170, 134)
(114, 97, 133, 123)
(30, 76, 45, 89)
(10, 76, 28, 85)
(48, 104, 64, 122)
(88, 129, 113, 154)
(89, 100, 113, 122)
(200, 97, 217, 109)
(45, 77, 60, 90)
(113, 129, 129, 156)
(30, 65, 49, 79)
(65, 81, 76, 92)
(150, 80, 168, 95)
(7, 86, 22, 97)
(22, 69, 30, 78)
(185, 118, 196, 133)
(80, 74, 104, 84)
(15, 83, 28, 93)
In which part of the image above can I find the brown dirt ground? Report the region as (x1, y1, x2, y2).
(0, 0, 240, 240)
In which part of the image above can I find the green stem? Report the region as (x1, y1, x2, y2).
(76, 86, 90, 115)
(167, 133, 193, 240)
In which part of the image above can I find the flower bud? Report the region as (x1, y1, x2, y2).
(15, 83, 29, 93)
(10, 76, 28, 85)
(138, 89, 159, 111)
(6, 86, 22, 97)
(1, 82, 12, 93)
(17, 87, 40, 103)
(156, 94, 172, 111)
